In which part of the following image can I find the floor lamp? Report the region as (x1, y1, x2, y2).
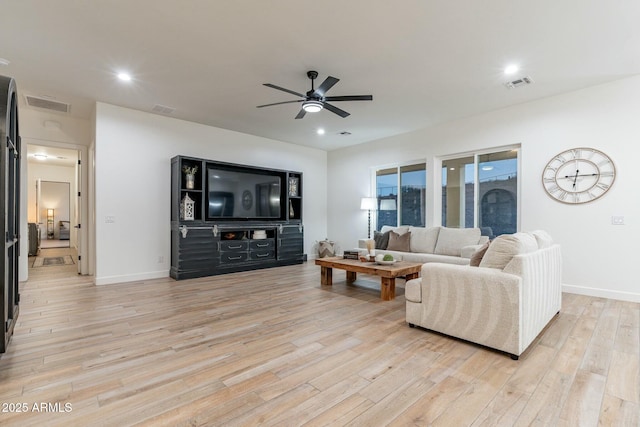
(360, 197, 377, 238)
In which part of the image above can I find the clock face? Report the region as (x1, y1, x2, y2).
(542, 147, 615, 204)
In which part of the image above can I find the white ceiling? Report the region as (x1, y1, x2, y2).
(27, 145, 78, 168)
(1, 1, 639, 151)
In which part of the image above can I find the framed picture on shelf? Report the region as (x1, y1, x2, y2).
(288, 177, 299, 197)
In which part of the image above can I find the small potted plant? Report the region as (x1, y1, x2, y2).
(183, 165, 198, 189)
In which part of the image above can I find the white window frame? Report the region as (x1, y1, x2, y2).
(437, 144, 521, 231)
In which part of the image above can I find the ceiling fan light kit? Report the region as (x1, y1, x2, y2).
(302, 100, 323, 113)
(257, 70, 373, 119)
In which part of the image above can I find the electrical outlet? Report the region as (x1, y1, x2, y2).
(105, 215, 115, 223)
(158, 256, 164, 264)
(611, 216, 624, 225)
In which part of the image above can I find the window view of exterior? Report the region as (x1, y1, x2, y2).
(442, 156, 475, 228)
(478, 151, 518, 237)
(376, 163, 426, 230)
(442, 149, 518, 237)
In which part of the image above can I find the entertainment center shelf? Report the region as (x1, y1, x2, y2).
(170, 155, 304, 280)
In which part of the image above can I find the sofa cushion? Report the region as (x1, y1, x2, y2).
(387, 230, 411, 252)
(373, 230, 390, 249)
(402, 251, 470, 265)
(479, 232, 538, 270)
(381, 225, 410, 235)
(409, 226, 440, 254)
(434, 227, 481, 257)
(469, 241, 491, 267)
(531, 230, 553, 248)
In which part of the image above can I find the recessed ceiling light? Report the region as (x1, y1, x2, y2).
(0, 58, 9, 66)
(504, 64, 519, 75)
(316, 128, 325, 135)
(117, 72, 132, 82)
(33, 153, 48, 160)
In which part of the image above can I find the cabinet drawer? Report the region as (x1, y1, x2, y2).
(250, 249, 275, 260)
(221, 252, 248, 263)
(280, 225, 303, 236)
(220, 240, 249, 252)
(250, 239, 275, 250)
(279, 237, 303, 248)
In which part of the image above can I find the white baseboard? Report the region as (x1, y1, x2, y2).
(563, 284, 640, 303)
(95, 270, 169, 286)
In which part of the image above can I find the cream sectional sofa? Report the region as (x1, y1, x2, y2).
(359, 225, 489, 265)
(405, 231, 562, 359)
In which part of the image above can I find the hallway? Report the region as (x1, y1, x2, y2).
(28, 246, 79, 282)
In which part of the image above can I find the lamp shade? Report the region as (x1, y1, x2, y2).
(360, 197, 377, 210)
(379, 199, 396, 211)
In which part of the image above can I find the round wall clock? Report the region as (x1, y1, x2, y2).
(542, 147, 616, 204)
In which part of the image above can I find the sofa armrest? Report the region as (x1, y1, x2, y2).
(415, 263, 522, 355)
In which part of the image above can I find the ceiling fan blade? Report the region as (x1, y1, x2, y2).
(256, 100, 303, 108)
(294, 109, 307, 119)
(324, 95, 373, 102)
(323, 102, 350, 118)
(314, 76, 339, 96)
(263, 83, 305, 98)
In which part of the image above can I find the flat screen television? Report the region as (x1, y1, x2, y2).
(206, 163, 285, 220)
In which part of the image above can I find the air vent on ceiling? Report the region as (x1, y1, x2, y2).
(24, 95, 71, 113)
(505, 76, 534, 89)
(151, 104, 176, 114)
(339, 131, 352, 135)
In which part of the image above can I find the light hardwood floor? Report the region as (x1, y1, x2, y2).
(1, 256, 638, 426)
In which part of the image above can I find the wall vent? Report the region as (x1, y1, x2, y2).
(24, 95, 71, 113)
(151, 104, 176, 114)
(504, 76, 534, 89)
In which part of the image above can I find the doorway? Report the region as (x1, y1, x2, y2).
(38, 180, 71, 248)
(27, 144, 84, 276)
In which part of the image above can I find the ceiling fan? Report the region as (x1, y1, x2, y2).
(257, 70, 373, 119)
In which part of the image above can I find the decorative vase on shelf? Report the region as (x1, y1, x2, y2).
(185, 174, 195, 190)
(289, 199, 295, 218)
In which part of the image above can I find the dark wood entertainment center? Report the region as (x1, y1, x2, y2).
(170, 155, 304, 279)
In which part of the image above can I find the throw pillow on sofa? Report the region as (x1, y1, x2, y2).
(387, 230, 411, 252)
(373, 230, 390, 249)
(479, 232, 538, 270)
(469, 241, 490, 267)
(381, 225, 410, 235)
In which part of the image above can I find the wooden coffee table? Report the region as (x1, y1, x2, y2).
(314, 257, 422, 301)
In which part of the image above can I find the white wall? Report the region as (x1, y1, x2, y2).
(94, 103, 327, 285)
(328, 75, 640, 303)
